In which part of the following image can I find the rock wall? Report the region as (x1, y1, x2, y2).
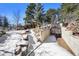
(33, 24, 51, 42)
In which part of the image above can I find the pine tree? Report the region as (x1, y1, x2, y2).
(24, 3, 36, 24)
(34, 3, 44, 24)
(0, 19, 2, 26)
(60, 3, 78, 23)
(3, 16, 9, 28)
(46, 9, 57, 23)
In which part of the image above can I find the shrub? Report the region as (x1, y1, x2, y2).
(0, 31, 6, 37)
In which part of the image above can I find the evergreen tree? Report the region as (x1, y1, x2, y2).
(24, 3, 36, 24)
(46, 9, 57, 23)
(3, 16, 9, 28)
(0, 19, 2, 26)
(34, 3, 44, 24)
(60, 3, 78, 23)
(24, 3, 45, 26)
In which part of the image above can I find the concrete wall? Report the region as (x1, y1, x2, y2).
(60, 24, 79, 56)
(57, 38, 75, 55)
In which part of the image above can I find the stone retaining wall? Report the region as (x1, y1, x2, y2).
(33, 24, 51, 42)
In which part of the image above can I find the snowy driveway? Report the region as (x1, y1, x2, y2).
(34, 35, 73, 56)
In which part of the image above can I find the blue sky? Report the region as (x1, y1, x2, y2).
(0, 3, 61, 25)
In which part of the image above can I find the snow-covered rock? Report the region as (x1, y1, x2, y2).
(0, 32, 27, 56)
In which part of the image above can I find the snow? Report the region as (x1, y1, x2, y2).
(34, 35, 73, 56)
(0, 33, 24, 56)
(0, 30, 73, 56)
(34, 43, 73, 56)
(28, 29, 38, 44)
(0, 29, 38, 56)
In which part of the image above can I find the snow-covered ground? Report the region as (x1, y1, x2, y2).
(34, 43, 73, 56)
(0, 29, 38, 56)
(0, 30, 73, 56)
(34, 35, 73, 56)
